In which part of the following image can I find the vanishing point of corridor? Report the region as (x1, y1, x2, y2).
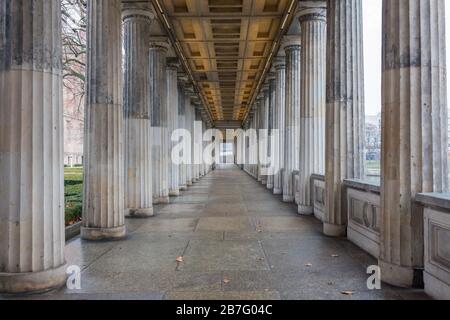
(34, 165, 425, 300)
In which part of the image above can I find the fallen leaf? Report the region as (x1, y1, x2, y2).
(341, 291, 355, 296)
(331, 254, 340, 258)
(305, 263, 313, 267)
(176, 256, 184, 263)
(223, 278, 231, 284)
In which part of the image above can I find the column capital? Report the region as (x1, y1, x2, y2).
(266, 72, 276, 82)
(149, 37, 171, 51)
(178, 72, 190, 85)
(167, 58, 181, 71)
(282, 35, 301, 51)
(298, 1, 327, 23)
(273, 56, 286, 70)
(122, 4, 155, 22)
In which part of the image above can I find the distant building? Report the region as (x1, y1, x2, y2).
(365, 113, 381, 161)
(63, 86, 84, 167)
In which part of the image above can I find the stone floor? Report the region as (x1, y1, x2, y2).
(3, 165, 429, 300)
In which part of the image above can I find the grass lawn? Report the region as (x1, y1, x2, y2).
(65, 167, 83, 226)
(366, 160, 381, 176)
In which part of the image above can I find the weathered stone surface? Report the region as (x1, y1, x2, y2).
(150, 38, 170, 204)
(123, 6, 154, 217)
(0, 0, 66, 293)
(167, 59, 180, 196)
(324, 0, 365, 236)
(379, 0, 448, 288)
(273, 57, 286, 195)
(282, 36, 301, 203)
(82, 0, 126, 240)
(297, 2, 327, 215)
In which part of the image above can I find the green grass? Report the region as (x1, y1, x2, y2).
(64, 167, 83, 226)
(366, 160, 381, 176)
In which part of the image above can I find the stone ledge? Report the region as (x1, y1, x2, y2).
(310, 173, 324, 181)
(343, 179, 380, 194)
(416, 193, 450, 212)
(65, 221, 82, 242)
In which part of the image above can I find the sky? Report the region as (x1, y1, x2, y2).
(362, 1, 450, 116)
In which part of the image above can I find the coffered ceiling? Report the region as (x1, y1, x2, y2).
(151, 0, 296, 124)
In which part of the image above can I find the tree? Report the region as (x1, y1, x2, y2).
(61, 0, 87, 114)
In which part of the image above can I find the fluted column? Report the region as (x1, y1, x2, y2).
(261, 86, 269, 186)
(150, 38, 170, 204)
(379, 0, 448, 288)
(167, 59, 180, 196)
(194, 107, 203, 180)
(82, 0, 126, 240)
(0, 0, 66, 293)
(297, 3, 327, 215)
(283, 37, 301, 203)
(185, 90, 195, 185)
(256, 96, 264, 182)
(178, 80, 188, 191)
(273, 57, 286, 195)
(123, 5, 154, 218)
(266, 74, 276, 190)
(324, 0, 365, 236)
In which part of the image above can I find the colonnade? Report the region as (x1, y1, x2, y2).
(0, 0, 449, 295)
(0, 0, 212, 293)
(243, 0, 448, 289)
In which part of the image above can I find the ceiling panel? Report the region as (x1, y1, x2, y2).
(159, 0, 291, 122)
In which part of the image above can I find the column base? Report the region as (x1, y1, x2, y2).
(283, 195, 295, 203)
(298, 205, 313, 215)
(169, 189, 180, 197)
(153, 196, 170, 204)
(267, 184, 274, 190)
(0, 263, 67, 294)
(81, 225, 127, 241)
(179, 185, 188, 191)
(187, 180, 193, 186)
(323, 222, 346, 237)
(125, 207, 154, 218)
(424, 271, 450, 300)
(273, 188, 282, 195)
(378, 259, 415, 288)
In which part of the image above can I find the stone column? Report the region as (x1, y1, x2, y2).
(273, 57, 286, 195)
(185, 90, 195, 185)
(150, 38, 170, 204)
(82, 0, 126, 240)
(266, 73, 276, 190)
(178, 80, 188, 191)
(194, 107, 203, 180)
(297, 2, 327, 215)
(282, 36, 301, 203)
(324, 0, 365, 236)
(379, 0, 448, 288)
(167, 59, 180, 196)
(261, 86, 269, 186)
(123, 5, 154, 218)
(0, 0, 66, 293)
(256, 95, 265, 182)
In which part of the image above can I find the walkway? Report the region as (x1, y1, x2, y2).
(20, 165, 428, 300)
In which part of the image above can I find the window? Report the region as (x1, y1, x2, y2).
(363, 0, 382, 179)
